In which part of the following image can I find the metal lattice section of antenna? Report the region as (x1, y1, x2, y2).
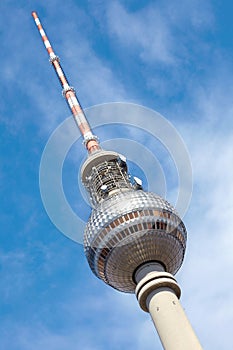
(31, 11, 100, 154)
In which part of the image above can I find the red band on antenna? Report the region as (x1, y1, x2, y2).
(32, 11, 100, 153)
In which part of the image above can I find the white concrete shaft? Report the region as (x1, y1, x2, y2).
(135, 271, 203, 350)
(147, 287, 202, 350)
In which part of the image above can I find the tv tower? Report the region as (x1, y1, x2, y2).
(32, 12, 203, 350)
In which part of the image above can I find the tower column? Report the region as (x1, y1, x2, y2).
(135, 267, 203, 350)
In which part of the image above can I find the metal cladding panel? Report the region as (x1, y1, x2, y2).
(84, 190, 187, 293)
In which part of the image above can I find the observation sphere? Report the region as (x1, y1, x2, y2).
(84, 189, 187, 293)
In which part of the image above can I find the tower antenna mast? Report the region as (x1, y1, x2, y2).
(32, 11, 100, 154)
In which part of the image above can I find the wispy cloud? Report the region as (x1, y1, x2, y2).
(105, 0, 214, 65)
(173, 76, 233, 348)
(106, 2, 175, 65)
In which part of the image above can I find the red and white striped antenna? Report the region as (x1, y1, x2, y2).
(32, 11, 101, 154)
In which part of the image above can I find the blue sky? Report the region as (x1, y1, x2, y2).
(1, 0, 233, 349)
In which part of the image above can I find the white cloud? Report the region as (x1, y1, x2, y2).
(0, 250, 35, 304)
(173, 81, 233, 349)
(1, 323, 97, 350)
(106, 2, 175, 65)
(105, 0, 214, 66)
(62, 38, 127, 106)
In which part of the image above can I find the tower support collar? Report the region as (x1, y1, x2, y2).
(136, 270, 181, 312)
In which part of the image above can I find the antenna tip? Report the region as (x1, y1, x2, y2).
(31, 11, 38, 18)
